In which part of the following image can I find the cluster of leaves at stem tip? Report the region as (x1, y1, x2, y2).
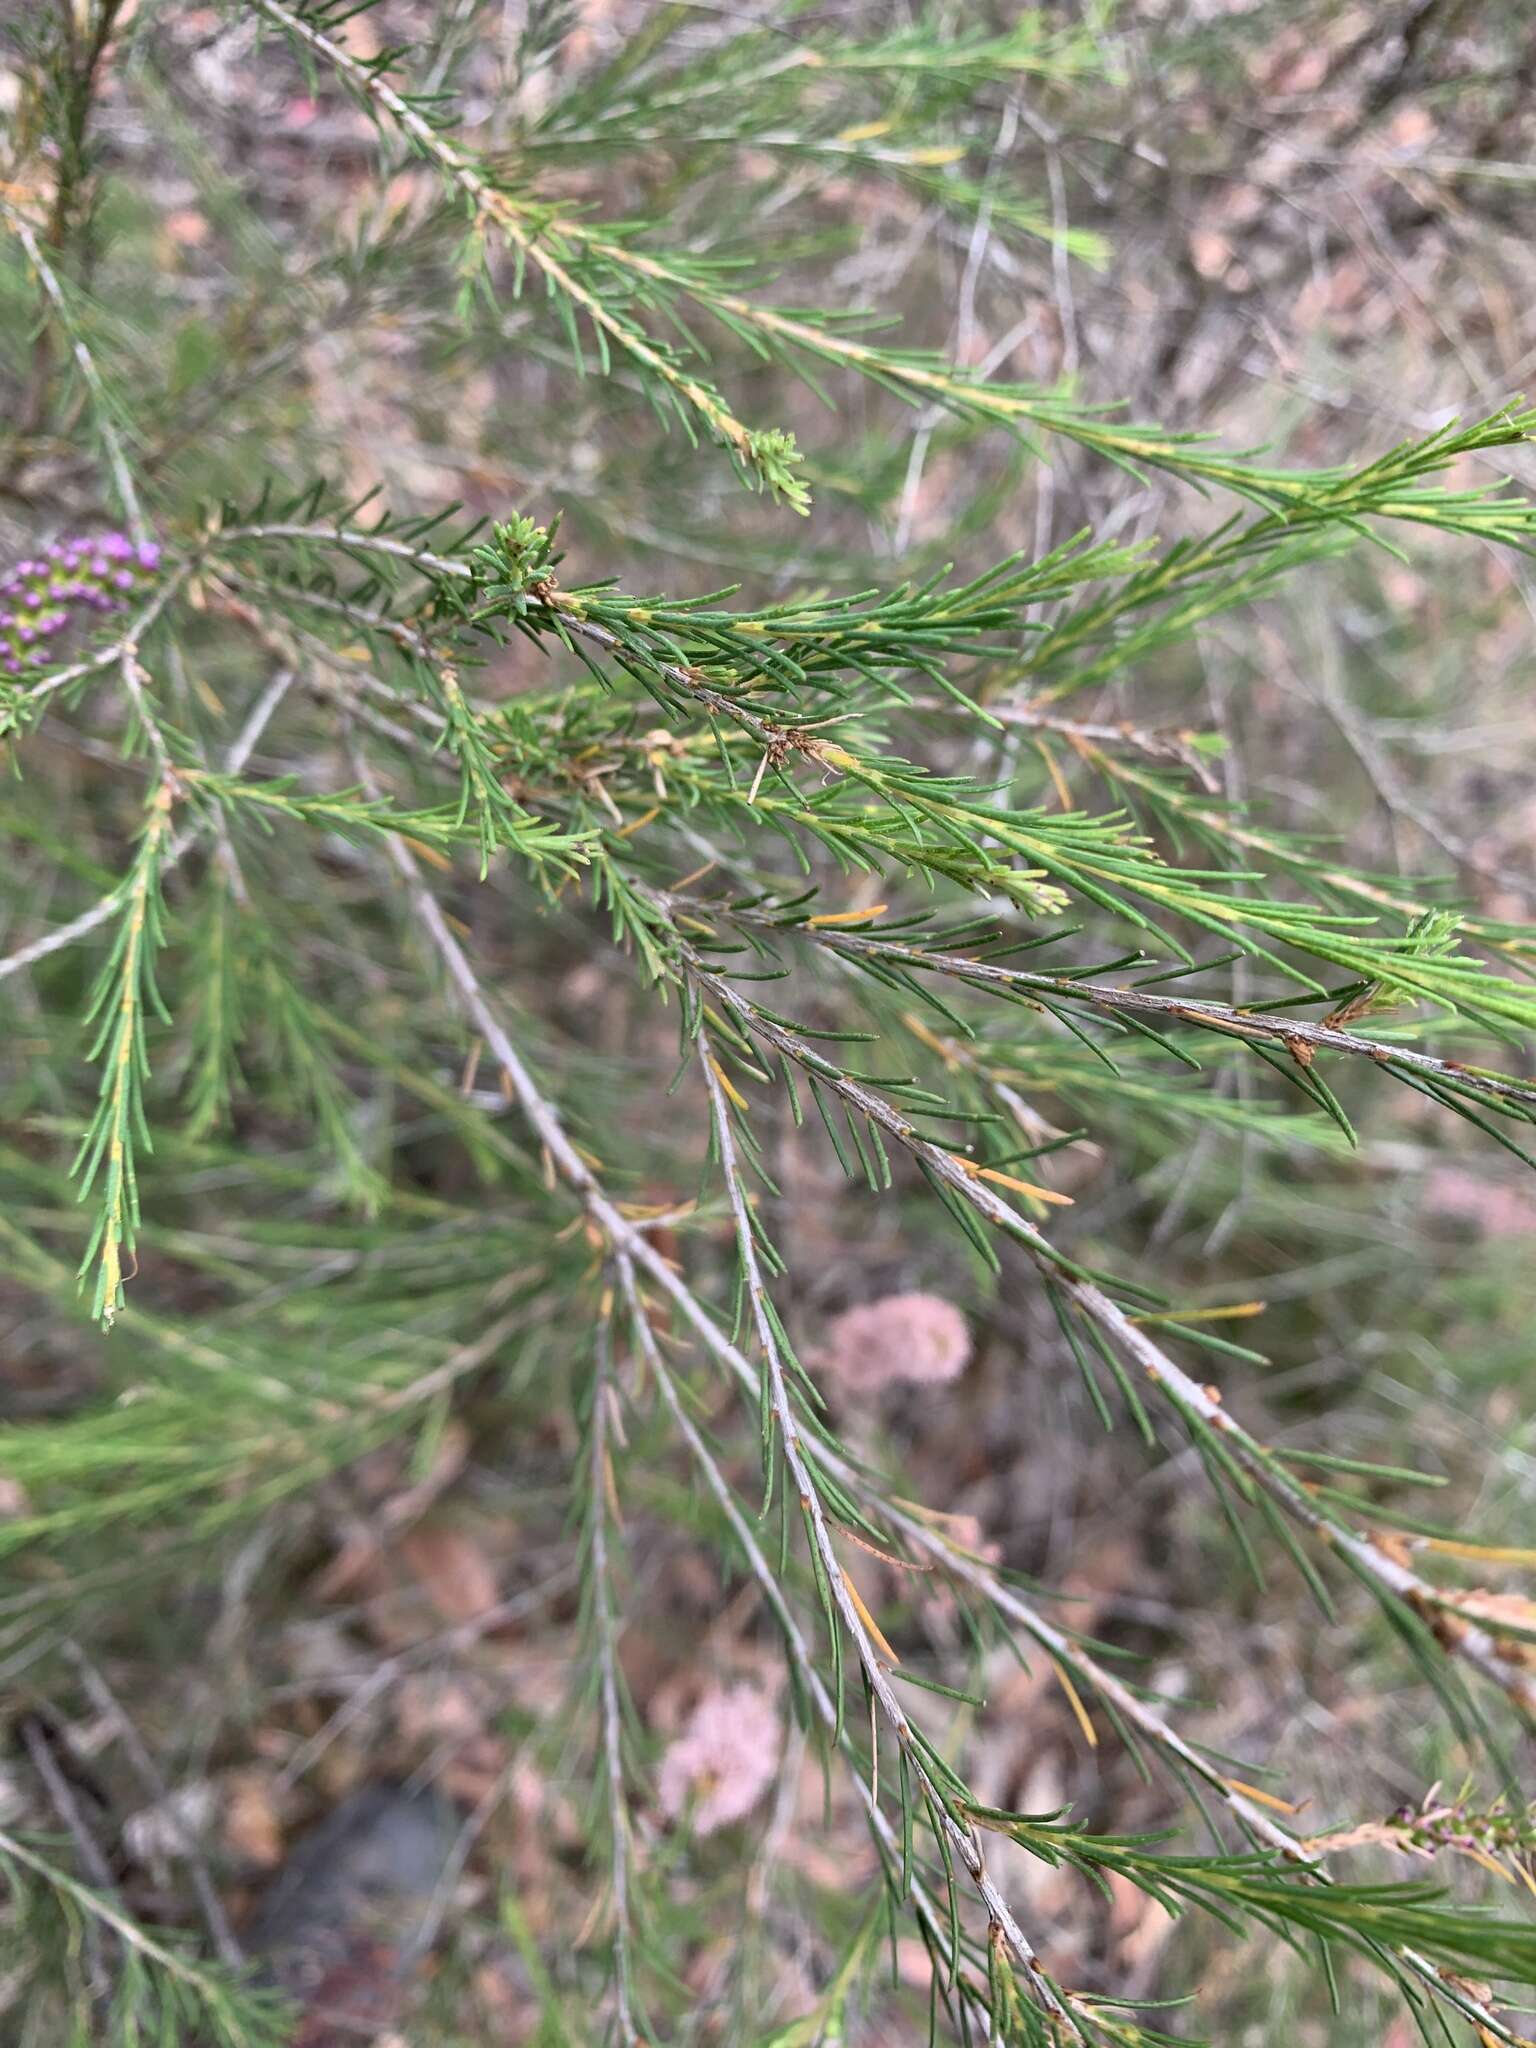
(3, 2, 1536, 2046)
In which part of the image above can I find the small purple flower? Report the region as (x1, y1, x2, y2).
(0, 530, 162, 681)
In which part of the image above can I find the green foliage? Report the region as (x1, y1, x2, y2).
(0, 1826, 291, 2047)
(71, 784, 174, 1325)
(1, 3, 1534, 2044)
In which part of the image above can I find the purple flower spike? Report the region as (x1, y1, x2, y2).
(0, 528, 164, 682)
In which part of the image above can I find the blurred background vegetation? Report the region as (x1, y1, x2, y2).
(0, 3, 1533, 2042)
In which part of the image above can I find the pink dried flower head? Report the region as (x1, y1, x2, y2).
(825, 1292, 971, 1394)
(657, 1684, 780, 1836)
(1425, 1165, 1536, 1239)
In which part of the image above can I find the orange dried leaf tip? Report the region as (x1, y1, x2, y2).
(615, 805, 660, 838)
(901, 1012, 959, 1065)
(1463, 1847, 1516, 1886)
(836, 1523, 933, 1573)
(1223, 1777, 1300, 1815)
(1048, 1657, 1097, 1748)
(974, 1165, 1074, 1205)
(1180, 1301, 1266, 1323)
(668, 857, 718, 893)
(708, 1057, 750, 1112)
(807, 903, 888, 927)
(1420, 1537, 1536, 1566)
(601, 1444, 622, 1524)
(1035, 735, 1074, 812)
(841, 1569, 900, 1666)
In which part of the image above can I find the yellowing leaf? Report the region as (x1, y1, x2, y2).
(807, 903, 888, 927)
(842, 1568, 900, 1666)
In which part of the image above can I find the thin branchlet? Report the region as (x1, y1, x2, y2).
(697, 1033, 1077, 2032)
(7, 10, 1536, 2041)
(673, 936, 1536, 1725)
(586, 1317, 641, 2044)
(247, 1, 1536, 542)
